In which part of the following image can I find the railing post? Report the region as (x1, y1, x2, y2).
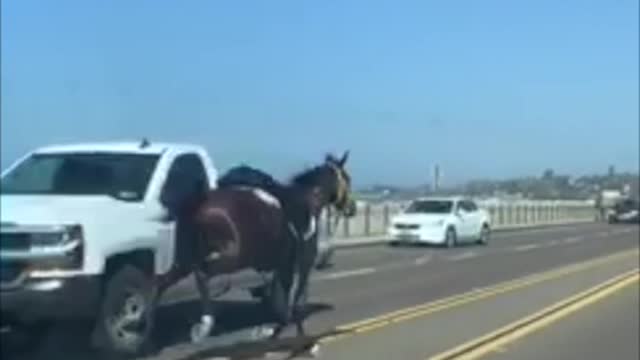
(383, 204, 390, 229)
(342, 212, 350, 237)
(364, 204, 371, 236)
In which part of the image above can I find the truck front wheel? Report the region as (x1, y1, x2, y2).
(93, 265, 158, 357)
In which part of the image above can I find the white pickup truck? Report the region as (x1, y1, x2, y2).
(0, 140, 334, 355)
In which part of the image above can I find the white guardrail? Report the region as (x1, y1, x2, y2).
(321, 200, 597, 242)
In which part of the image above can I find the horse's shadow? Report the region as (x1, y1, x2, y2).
(152, 298, 338, 359)
(1, 298, 337, 360)
(172, 328, 350, 360)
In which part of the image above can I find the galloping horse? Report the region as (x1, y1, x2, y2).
(179, 152, 356, 347)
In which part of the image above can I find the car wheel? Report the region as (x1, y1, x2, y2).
(93, 265, 157, 357)
(445, 227, 457, 248)
(478, 225, 490, 245)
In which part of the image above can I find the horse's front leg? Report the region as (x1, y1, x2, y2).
(290, 269, 321, 358)
(190, 268, 216, 344)
(292, 269, 310, 337)
(252, 270, 292, 341)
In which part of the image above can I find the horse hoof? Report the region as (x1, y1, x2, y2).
(190, 316, 214, 344)
(251, 325, 275, 340)
(310, 343, 320, 357)
(303, 343, 320, 358)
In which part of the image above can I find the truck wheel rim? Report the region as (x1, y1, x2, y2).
(109, 290, 148, 344)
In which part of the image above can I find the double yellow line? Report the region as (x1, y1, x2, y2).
(430, 269, 639, 360)
(319, 248, 639, 345)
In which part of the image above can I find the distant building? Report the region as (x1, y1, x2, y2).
(433, 164, 441, 191)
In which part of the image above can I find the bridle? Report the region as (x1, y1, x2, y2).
(327, 162, 353, 234)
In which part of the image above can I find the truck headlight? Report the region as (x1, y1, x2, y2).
(30, 225, 83, 249)
(29, 225, 84, 272)
(30, 232, 64, 247)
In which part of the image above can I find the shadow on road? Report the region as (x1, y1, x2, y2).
(172, 328, 350, 360)
(3, 298, 335, 360)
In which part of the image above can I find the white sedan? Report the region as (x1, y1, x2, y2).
(387, 197, 491, 247)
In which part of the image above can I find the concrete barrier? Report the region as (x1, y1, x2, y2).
(322, 200, 597, 247)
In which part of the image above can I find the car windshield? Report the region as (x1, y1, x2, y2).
(0, 153, 160, 201)
(405, 200, 453, 214)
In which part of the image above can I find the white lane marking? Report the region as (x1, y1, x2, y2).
(563, 235, 585, 244)
(595, 231, 610, 237)
(513, 244, 542, 252)
(448, 251, 477, 261)
(415, 254, 433, 265)
(610, 228, 634, 235)
(492, 225, 586, 239)
(316, 267, 376, 281)
(265, 352, 286, 359)
(546, 240, 561, 246)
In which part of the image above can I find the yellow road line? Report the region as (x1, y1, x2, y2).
(318, 248, 638, 344)
(429, 269, 639, 360)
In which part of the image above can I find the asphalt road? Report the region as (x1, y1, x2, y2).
(4, 222, 639, 360)
(481, 281, 639, 360)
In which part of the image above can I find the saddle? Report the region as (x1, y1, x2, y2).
(217, 165, 283, 194)
(218, 165, 317, 243)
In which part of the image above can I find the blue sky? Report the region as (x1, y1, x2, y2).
(1, 0, 638, 186)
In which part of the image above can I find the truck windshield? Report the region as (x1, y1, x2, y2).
(0, 153, 160, 201)
(405, 200, 453, 214)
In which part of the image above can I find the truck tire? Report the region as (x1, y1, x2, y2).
(93, 265, 157, 357)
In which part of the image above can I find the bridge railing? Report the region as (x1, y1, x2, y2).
(321, 200, 597, 240)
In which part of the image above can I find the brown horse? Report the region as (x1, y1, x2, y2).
(178, 152, 357, 348)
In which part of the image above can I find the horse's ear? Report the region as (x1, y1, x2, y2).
(325, 153, 337, 164)
(339, 150, 350, 167)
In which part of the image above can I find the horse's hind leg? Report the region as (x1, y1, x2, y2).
(190, 268, 216, 344)
(292, 257, 313, 337)
(293, 259, 321, 357)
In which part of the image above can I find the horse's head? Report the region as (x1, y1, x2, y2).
(323, 151, 357, 218)
(291, 151, 357, 218)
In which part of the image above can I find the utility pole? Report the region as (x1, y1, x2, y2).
(433, 164, 441, 193)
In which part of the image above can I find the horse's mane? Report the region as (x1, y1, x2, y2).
(289, 164, 329, 187)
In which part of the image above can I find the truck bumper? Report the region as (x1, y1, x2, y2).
(1, 276, 101, 325)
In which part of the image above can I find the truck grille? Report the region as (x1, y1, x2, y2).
(0, 233, 30, 251)
(0, 262, 25, 285)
